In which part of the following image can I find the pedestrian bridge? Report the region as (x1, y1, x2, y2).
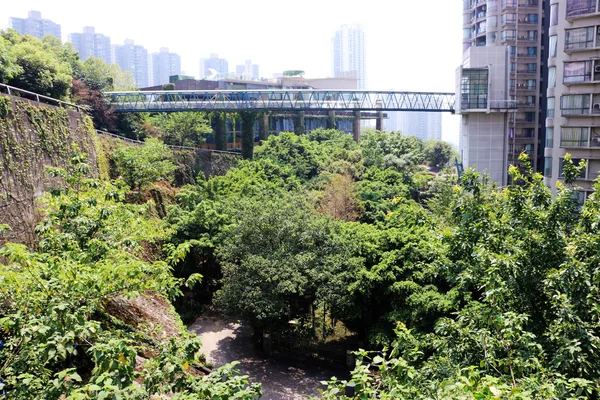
(105, 90, 456, 113)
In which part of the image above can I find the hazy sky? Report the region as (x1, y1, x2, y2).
(0, 0, 463, 144)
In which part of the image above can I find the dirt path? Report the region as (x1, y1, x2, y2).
(188, 316, 348, 399)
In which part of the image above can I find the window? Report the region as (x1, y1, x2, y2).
(461, 69, 489, 109)
(550, 3, 559, 25)
(545, 127, 554, 148)
(527, 47, 537, 56)
(528, 14, 539, 23)
(565, 27, 595, 50)
(509, 46, 516, 56)
(561, 94, 591, 115)
(549, 67, 556, 88)
(527, 63, 537, 73)
(566, 0, 597, 17)
(561, 127, 589, 147)
(502, 30, 516, 41)
(526, 95, 536, 106)
(549, 35, 558, 57)
(564, 61, 593, 83)
(526, 79, 536, 89)
(547, 97, 555, 118)
(527, 31, 538, 41)
(592, 127, 600, 147)
(502, 13, 516, 24)
(463, 28, 472, 39)
(510, 79, 516, 88)
(544, 157, 552, 177)
(510, 62, 516, 73)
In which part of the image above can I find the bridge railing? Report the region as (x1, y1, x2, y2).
(95, 129, 241, 156)
(0, 83, 82, 112)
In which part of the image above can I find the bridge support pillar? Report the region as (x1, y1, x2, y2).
(327, 110, 336, 130)
(259, 112, 270, 140)
(240, 111, 257, 159)
(376, 111, 384, 131)
(294, 111, 305, 135)
(353, 111, 361, 143)
(215, 113, 227, 151)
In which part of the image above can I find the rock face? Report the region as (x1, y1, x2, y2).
(0, 94, 100, 246)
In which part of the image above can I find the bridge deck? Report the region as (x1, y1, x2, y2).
(106, 90, 456, 113)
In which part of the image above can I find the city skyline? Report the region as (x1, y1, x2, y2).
(1, 1, 462, 144)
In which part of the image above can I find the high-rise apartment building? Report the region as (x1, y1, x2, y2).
(387, 111, 442, 141)
(151, 48, 181, 86)
(199, 54, 229, 79)
(457, 0, 546, 185)
(9, 11, 61, 40)
(544, 0, 600, 198)
(235, 60, 259, 80)
(332, 24, 365, 89)
(69, 27, 111, 64)
(112, 40, 149, 88)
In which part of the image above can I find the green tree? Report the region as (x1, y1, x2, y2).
(148, 112, 212, 147)
(361, 130, 424, 174)
(0, 152, 261, 398)
(112, 138, 177, 191)
(424, 139, 454, 169)
(0, 35, 21, 83)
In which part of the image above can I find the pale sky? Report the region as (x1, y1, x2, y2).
(0, 0, 463, 145)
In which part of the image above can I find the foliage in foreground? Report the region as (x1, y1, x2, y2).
(317, 155, 600, 398)
(0, 152, 260, 398)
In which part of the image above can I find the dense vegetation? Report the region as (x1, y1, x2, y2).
(164, 129, 600, 398)
(3, 27, 600, 399)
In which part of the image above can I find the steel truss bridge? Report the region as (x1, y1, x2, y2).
(106, 90, 456, 113)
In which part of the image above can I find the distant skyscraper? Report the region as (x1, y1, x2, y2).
(69, 27, 111, 64)
(235, 60, 259, 80)
(199, 53, 229, 79)
(9, 11, 61, 40)
(151, 48, 181, 86)
(388, 112, 442, 141)
(112, 39, 149, 88)
(332, 24, 365, 89)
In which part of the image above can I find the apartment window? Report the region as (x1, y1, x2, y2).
(592, 127, 600, 146)
(502, 30, 517, 41)
(510, 62, 516, 73)
(546, 127, 554, 148)
(461, 69, 489, 109)
(561, 94, 591, 115)
(528, 14, 539, 23)
(526, 79, 537, 89)
(527, 47, 537, 56)
(464, 28, 472, 39)
(549, 35, 558, 57)
(549, 67, 557, 88)
(510, 79, 516, 88)
(509, 46, 516, 56)
(544, 157, 553, 177)
(526, 95, 536, 106)
(561, 127, 589, 147)
(527, 63, 537, 73)
(566, 0, 597, 17)
(525, 112, 536, 122)
(550, 3, 559, 25)
(547, 97, 555, 118)
(502, 13, 516, 24)
(527, 31, 538, 41)
(565, 27, 595, 50)
(564, 61, 593, 83)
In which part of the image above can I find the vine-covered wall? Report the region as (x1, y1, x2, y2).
(0, 94, 99, 246)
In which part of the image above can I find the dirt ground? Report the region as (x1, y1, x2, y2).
(188, 315, 348, 400)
